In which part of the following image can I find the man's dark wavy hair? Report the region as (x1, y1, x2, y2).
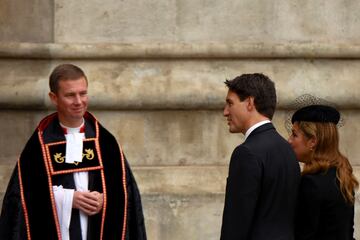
(225, 73, 277, 119)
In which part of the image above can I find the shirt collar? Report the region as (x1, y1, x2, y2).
(244, 120, 271, 140)
(59, 118, 85, 134)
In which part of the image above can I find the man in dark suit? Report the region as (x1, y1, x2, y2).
(220, 73, 301, 240)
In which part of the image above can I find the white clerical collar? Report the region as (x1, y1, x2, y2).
(244, 120, 271, 140)
(60, 119, 85, 164)
(59, 118, 85, 134)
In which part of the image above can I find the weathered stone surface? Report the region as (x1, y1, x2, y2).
(2, 42, 360, 59)
(133, 166, 227, 194)
(143, 193, 224, 240)
(0, 59, 360, 109)
(0, 165, 13, 193)
(54, 0, 360, 43)
(0, 0, 53, 42)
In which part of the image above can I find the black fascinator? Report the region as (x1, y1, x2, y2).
(285, 94, 344, 133)
(291, 105, 340, 124)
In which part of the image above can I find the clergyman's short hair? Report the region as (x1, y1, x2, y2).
(49, 64, 88, 93)
(225, 73, 277, 119)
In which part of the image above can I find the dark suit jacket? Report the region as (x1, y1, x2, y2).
(221, 123, 301, 240)
(295, 167, 355, 240)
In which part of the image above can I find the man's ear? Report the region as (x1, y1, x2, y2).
(247, 96, 255, 111)
(49, 92, 57, 106)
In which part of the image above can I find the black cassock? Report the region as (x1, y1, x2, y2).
(0, 112, 147, 240)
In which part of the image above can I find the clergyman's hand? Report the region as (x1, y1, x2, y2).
(73, 191, 104, 216)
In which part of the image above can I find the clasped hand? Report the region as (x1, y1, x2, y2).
(73, 191, 103, 216)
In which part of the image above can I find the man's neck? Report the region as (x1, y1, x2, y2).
(59, 118, 84, 129)
(244, 119, 271, 140)
(244, 114, 270, 133)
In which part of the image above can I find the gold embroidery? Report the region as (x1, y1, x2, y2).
(83, 149, 94, 160)
(54, 153, 65, 163)
(53, 148, 95, 165)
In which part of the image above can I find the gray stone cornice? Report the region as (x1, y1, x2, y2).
(1, 42, 360, 59)
(1, 42, 359, 110)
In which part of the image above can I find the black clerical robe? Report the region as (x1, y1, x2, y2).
(0, 112, 147, 240)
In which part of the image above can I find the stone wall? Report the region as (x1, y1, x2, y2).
(0, 0, 360, 239)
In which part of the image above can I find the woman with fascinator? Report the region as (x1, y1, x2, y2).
(288, 104, 358, 240)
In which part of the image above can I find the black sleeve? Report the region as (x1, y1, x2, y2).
(351, 206, 355, 240)
(220, 145, 262, 240)
(295, 175, 321, 240)
(0, 165, 27, 240)
(124, 159, 147, 240)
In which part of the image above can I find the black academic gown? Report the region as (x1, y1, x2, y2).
(220, 123, 301, 240)
(0, 112, 147, 240)
(295, 167, 355, 240)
